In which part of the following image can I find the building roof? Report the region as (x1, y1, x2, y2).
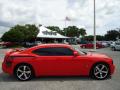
(37, 26, 69, 39)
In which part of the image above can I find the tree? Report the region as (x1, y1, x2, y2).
(46, 26, 87, 37)
(63, 26, 86, 37)
(83, 35, 94, 41)
(46, 26, 64, 35)
(1, 24, 39, 42)
(24, 24, 39, 41)
(96, 35, 105, 41)
(104, 30, 120, 41)
(79, 28, 86, 37)
(1, 29, 24, 42)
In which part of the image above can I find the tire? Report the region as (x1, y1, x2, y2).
(14, 64, 34, 81)
(90, 63, 110, 80)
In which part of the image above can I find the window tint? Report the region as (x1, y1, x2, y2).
(32, 47, 73, 56)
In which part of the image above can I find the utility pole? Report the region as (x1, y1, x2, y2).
(93, 0, 96, 51)
(65, 19, 67, 36)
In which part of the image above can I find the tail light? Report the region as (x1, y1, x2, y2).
(5, 56, 14, 67)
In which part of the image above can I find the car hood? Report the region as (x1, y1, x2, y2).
(86, 52, 111, 59)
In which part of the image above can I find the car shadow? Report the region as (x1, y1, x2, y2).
(0, 72, 111, 82)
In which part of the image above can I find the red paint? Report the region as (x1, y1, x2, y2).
(0, 42, 15, 47)
(2, 44, 115, 77)
(80, 43, 104, 49)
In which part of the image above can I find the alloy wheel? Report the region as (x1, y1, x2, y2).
(16, 65, 32, 81)
(93, 64, 109, 79)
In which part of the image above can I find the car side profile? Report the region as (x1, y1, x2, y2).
(80, 43, 104, 49)
(2, 44, 115, 81)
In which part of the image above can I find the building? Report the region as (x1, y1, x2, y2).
(36, 26, 70, 43)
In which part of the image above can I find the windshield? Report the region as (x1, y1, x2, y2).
(71, 46, 86, 55)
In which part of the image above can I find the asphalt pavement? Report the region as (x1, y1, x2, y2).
(0, 47, 120, 90)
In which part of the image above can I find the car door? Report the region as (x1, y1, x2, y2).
(87, 43, 93, 48)
(32, 47, 82, 76)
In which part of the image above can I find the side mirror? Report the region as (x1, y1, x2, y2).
(74, 51, 79, 56)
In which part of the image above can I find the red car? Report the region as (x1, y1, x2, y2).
(0, 42, 15, 47)
(80, 43, 104, 49)
(2, 44, 115, 81)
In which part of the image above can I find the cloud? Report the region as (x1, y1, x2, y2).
(0, 0, 120, 36)
(66, 0, 120, 35)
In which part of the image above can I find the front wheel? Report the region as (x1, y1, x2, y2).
(90, 63, 110, 80)
(14, 64, 33, 81)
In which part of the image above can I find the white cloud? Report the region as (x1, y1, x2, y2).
(66, 0, 120, 35)
(0, 0, 120, 36)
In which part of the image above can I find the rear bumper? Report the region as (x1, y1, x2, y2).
(2, 62, 13, 75)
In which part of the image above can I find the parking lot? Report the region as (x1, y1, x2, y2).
(0, 47, 120, 90)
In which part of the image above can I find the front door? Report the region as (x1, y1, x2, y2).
(33, 47, 82, 76)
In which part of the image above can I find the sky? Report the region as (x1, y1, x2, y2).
(0, 0, 120, 37)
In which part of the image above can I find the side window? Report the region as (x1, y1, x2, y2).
(32, 47, 74, 56)
(32, 48, 53, 56)
(52, 47, 73, 56)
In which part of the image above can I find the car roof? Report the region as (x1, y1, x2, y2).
(37, 44, 72, 49)
(38, 44, 71, 47)
(21, 44, 73, 53)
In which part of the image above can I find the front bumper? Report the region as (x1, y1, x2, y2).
(110, 64, 115, 75)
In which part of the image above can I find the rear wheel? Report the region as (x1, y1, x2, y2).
(14, 64, 33, 81)
(90, 63, 110, 80)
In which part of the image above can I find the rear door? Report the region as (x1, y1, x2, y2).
(33, 47, 82, 76)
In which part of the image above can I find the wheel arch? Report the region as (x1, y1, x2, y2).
(89, 61, 110, 76)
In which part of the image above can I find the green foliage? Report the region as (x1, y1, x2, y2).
(96, 35, 105, 41)
(1, 29, 24, 42)
(24, 24, 39, 41)
(46, 26, 64, 35)
(104, 30, 120, 41)
(63, 26, 86, 37)
(83, 29, 120, 41)
(83, 35, 94, 41)
(1, 24, 39, 42)
(46, 26, 86, 38)
(79, 28, 86, 37)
